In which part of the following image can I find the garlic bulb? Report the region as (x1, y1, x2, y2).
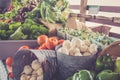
(31, 59, 41, 70)
(23, 65, 32, 75)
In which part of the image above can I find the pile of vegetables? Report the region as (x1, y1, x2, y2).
(37, 35, 64, 50)
(0, 0, 48, 40)
(67, 55, 120, 80)
(20, 59, 43, 80)
(0, 0, 70, 40)
(18, 35, 64, 50)
(0, 21, 48, 40)
(58, 37, 98, 56)
(39, 0, 70, 25)
(59, 27, 115, 49)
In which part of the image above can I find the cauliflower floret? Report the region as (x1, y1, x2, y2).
(58, 47, 69, 55)
(83, 52, 91, 56)
(37, 76, 43, 80)
(74, 52, 82, 56)
(71, 37, 83, 48)
(32, 71, 37, 75)
(80, 45, 88, 53)
(89, 44, 98, 54)
(31, 59, 41, 71)
(29, 75, 37, 80)
(36, 68, 43, 76)
(23, 65, 33, 75)
(20, 74, 29, 80)
(62, 40, 71, 50)
(69, 47, 80, 56)
(83, 39, 91, 47)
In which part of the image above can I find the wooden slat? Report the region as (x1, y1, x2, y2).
(87, 0, 120, 7)
(79, 0, 88, 22)
(100, 6, 120, 13)
(95, 16, 113, 21)
(70, 5, 120, 13)
(113, 17, 120, 24)
(87, 19, 120, 27)
(70, 13, 120, 24)
(109, 32, 120, 38)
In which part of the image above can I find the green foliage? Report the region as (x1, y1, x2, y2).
(9, 22, 21, 31)
(9, 27, 27, 40)
(22, 19, 48, 39)
(39, 0, 70, 26)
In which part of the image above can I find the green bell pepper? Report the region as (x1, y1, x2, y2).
(95, 54, 114, 72)
(114, 57, 120, 74)
(67, 70, 95, 80)
(96, 70, 119, 80)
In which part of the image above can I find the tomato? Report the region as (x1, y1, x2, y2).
(8, 72, 14, 78)
(58, 39, 64, 45)
(37, 35, 48, 45)
(6, 57, 13, 67)
(46, 37, 58, 50)
(18, 45, 30, 50)
(38, 43, 47, 50)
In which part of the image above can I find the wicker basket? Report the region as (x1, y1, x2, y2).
(12, 49, 58, 80)
(91, 25, 111, 35)
(100, 40, 120, 57)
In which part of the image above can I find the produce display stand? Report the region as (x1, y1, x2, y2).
(0, 0, 120, 80)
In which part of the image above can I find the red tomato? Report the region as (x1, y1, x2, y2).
(6, 57, 13, 67)
(37, 35, 48, 45)
(18, 45, 30, 50)
(58, 39, 64, 45)
(38, 43, 47, 50)
(46, 37, 58, 50)
(8, 72, 14, 78)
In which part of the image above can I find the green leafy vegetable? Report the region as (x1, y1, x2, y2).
(9, 27, 27, 40)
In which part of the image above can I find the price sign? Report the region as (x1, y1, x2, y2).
(88, 5, 100, 14)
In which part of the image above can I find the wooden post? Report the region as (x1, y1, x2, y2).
(80, 0, 88, 22)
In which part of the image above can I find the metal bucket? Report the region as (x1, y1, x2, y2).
(55, 45, 97, 80)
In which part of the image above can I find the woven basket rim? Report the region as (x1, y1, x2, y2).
(100, 40, 120, 56)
